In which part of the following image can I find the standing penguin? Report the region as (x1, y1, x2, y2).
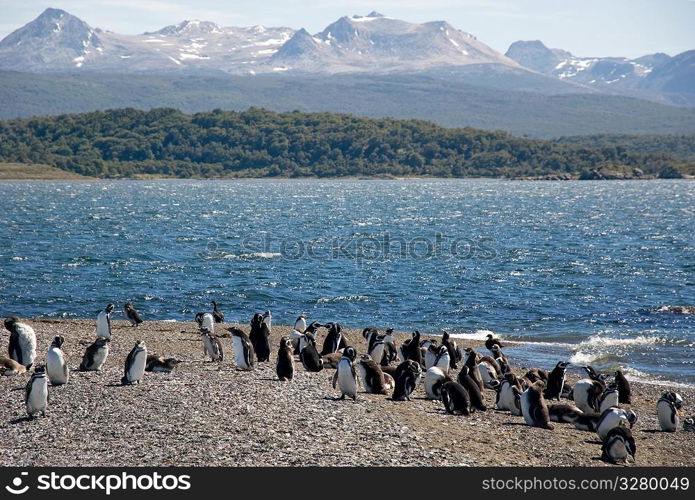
(249, 313, 271, 362)
(201, 327, 223, 362)
(440, 331, 460, 369)
(298, 332, 324, 372)
(391, 360, 422, 401)
(211, 300, 224, 323)
(4, 316, 37, 369)
(485, 333, 505, 352)
(521, 380, 554, 429)
(615, 370, 632, 404)
(495, 373, 523, 414)
(123, 302, 143, 327)
(276, 337, 295, 381)
(601, 425, 636, 464)
(333, 346, 359, 400)
(657, 391, 683, 432)
(433, 345, 451, 373)
(545, 361, 569, 401)
(195, 312, 215, 335)
(294, 314, 307, 333)
(399, 331, 422, 366)
(457, 365, 486, 411)
(462, 348, 484, 392)
(46, 336, 69, 386)
(25, 366, 49, 418)
(229, 327, 255, 371)
(357, 354, 388, 395)
(121, 340, 147, 385)
(96, 304, 115, 340)
(79, 338, 110, 371)
(441, 381, 471, 415)
(321, 322, 346, 356)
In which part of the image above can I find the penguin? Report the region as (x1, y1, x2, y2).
(229, 327, 255, 371)
(597, 407, 638, 440)
(424, 344, 439, 370)
(615, 370, 631, 404)
(249, 313, 271, 362)
(291, 321, 321, 355)
(523, 368, 549, 384)
(424, 366, 450, 400)
(441, 381, 471, 415)
(321, 323, 346, 356)
(362, 328, 379, 350)
(544, 361, 569, 401)
(490, 343, 508, 364)
(496, 355, 512, 376)
(79, 338, 110, 371)
(383, 373, 395, 392)
(683, 418, 695, 432)
(548, 403, 583, 423)
(479, 355, 502, 378)
(485, 333, 505, 352)
(0, 356, 26, 376)
(262, 309, 272, 328)
(195, 312, 215, 334)
(572, 414, 600, 432)
(399, 331, 422, 366)
(657, 391, 683, 432)
(201, 327, 223, 362)
(495, 373, 523, 414)
(123, 302, 143, 327)
(298, 332, 323, 372)
(322, 352, 343, 369)
(25, 366, 49, 418)
(601, 425, 636, 464)
(440, 331, 460, 369)
(46, 336, 69, 386)
(391, 360, 422, 401)
(332, 346, 359, 400)
(211, 300, 224, 323)
(599, 387, 620, 413)
(294, 314, 307, 333)
(462, 348, 484, 392)
(478, 358, 499, 390)
(367, 337, 386, 367)
(382, 329, 399, 365)
(4, 316, 37, 369)
(357, 354, 388, 395)
(433, 345, 451, 373)
(584, 365, 608, 383)
(121, 340, 147, 385)
(96, 303, 115, 340)
(457, 365, 486, 411)
(145, 355, 182, 373)
(572, 378, 605, 415)
(520, 380, 554, 429)
(276, 337, 295, 381)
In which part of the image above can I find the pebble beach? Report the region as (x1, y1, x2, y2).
(1, 318, 693, 467)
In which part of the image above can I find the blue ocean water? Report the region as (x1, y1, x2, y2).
(1, 180, 693, 383)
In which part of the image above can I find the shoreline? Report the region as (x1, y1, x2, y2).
(2, 318, 693, 467)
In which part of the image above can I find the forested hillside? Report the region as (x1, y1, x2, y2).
(0, 107, 691, 179)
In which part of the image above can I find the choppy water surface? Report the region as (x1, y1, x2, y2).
(1, 180, 693, 384)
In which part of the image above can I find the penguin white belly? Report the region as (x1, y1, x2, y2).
(572, 380, 594, 414)
(478, 362, 496, 389)
(520, 389, 535, 426)
(337, 360, 357, 399)
(27, 378, 48, 415)
(607, 439, 628, 461)
(232, 336, 249, 369)
(369, 343, 385, 366)
(498, 383, 516, 411)
(657, 400, 678, 431)
(600, 390, 619, 413)
(128, 350, 147, 383)
(435, 355, 450, 373)
(46, 348, 68, 385)
(424, 367, 445, 400)
(16, 324, 37, 367)
(597, 411, 627, 441)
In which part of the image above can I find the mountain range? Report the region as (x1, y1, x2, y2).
(0, 8, 693, 136)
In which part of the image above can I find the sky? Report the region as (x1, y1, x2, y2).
(0, 0, 693, 58)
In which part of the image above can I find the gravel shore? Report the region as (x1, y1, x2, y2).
(1, 319, 693, 467)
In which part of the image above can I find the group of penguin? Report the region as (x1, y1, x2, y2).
(3, 302, 694, 465)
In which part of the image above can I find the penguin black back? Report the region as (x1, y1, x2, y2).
(211, 300, 224, 323)
(299, 333, 323, 372)
(441, 331, 460, 369)
(441, 381, 471, 415)
(615, 369, 631, 404)
(320, 322, 343, 356)
(276, 337, 294, 381)
(249, 313, 271, 362)
(545, 361, 569, 401)
(457, 366, 486, 411)
(392, 360, 421, 401)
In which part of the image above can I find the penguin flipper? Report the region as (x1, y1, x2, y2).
(332, 370, 338, 389)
